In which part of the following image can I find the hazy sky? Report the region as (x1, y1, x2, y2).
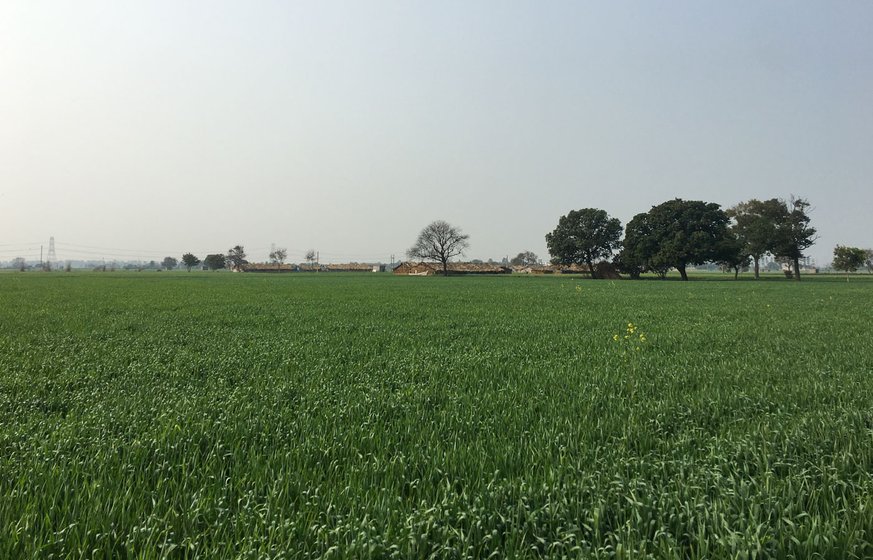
(2, 1, 871, 265)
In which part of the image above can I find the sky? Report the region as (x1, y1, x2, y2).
(1, 1, 871, 266)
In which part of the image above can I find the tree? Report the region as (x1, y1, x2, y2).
(772, 197, 816, 281)
(617, 212, 661, 279)
(305, 249, 317, 267)
(269, 247, 288, 269)
(407, 220, 470, 276)
(866, 249, 873, 274)
(161, 256, 178, 270)
(203, 254, 226, 270)
(716, 233, 751, 280)
(832, 246, 867, 281)
(12, 257, 27, 272)
(621, 199, 732, 281)
(510, 251, 540, 266)
(181, 253, 201, 272)
(226, 245, 247, 271)
(545, 208, 622, 279)
(726, 198, 785, 279)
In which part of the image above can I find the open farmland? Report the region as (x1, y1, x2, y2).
(1, 272, 872, 558)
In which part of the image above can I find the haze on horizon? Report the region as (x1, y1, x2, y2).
(2, 1, 871, 266)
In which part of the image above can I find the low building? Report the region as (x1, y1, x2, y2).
(393, 261, 511, 276)
(324, 263, 383, 272)
(512, 265, 554, 274)
(239, 263, 297, 273)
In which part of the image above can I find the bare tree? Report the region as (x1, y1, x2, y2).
(304, 249, 316, 268)
(269, 247, 288, 269)
(407, 220, 470, 276)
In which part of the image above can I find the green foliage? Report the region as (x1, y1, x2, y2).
(545, 208, 622, 277)
(1, 273, 873, 558)
(772, 197, 817, 280)
(727, 198, 785, 278)
(832, 245, 867, 279)
(715, 233, 751, 279)
(620, 199, 732, 281)
(161, 256, 178, 270)
(203, 254, 226, 270)
(181, 253, 201, 271)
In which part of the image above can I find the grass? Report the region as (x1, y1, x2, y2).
(1, 272, 872, 558)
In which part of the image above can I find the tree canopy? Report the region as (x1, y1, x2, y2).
(726, 198, 785, 279)
(771, 197, 816, 281)
(545, 208, 622, 278)
(407, 220, 469, 276)
(619, 199, 732, 281)
(832, 245, 867, 280)
(181, 253, 200, 271)
(161, 256, 178, 270)
(203, 254, 226, 271)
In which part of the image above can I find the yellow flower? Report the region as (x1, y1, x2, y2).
(612, 334, 620, 342)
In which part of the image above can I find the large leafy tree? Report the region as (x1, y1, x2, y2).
(407, 220, 469, 277)
(161, 256, 178, 270)
(545, 208, 622, 279)
(203, 254, 226, 271)
(832, 245, 867, 281)
(617, 212, 666, 279)
(715, 233, 751, 280)
(181, 253, 201, 271)
(772, 197, 816, 281)
(726, 198, 785, 279)
(625, 199, 732, 281)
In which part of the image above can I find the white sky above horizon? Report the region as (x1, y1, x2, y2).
(1, 1, 871, 265)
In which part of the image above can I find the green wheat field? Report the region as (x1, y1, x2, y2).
(1, 272, 872, 559)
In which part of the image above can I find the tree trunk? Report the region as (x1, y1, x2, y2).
(793, 257, 801, 281)
(586, 257, 596, 279)
(734, 267, 739, 280)
(753, 256, 760, 280)
(678, 265, 688, 281)
(442, 259, 449, 277)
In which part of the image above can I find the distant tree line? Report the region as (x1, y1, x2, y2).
(545, 197, 818, 281)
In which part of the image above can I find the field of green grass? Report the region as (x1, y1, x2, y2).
(1, 272, 872, 558)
